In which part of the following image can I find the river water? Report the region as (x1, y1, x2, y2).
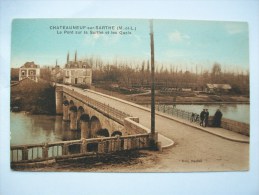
(10, 104, 249, 146)
(10, 112, 80, 145)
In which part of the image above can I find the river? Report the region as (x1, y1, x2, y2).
(10, 112, 80, 145)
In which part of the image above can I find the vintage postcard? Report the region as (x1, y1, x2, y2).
(10, 18, 249, 172)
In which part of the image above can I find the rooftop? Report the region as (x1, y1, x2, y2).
(20, 61, 40, 68)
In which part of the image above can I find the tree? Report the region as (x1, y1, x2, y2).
(211, 63, 222, 83)
(40, 67, 52, 81)
(11, 68, 19, 81)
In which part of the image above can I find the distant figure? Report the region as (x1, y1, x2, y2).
(191, 112, 195, 122)
(213, 109, 223, 127)
(204, 109, 209, 127)
(200, 109, 206, 126)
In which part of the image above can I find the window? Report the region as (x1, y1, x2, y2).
(30, 70, 34, 75)
(21, 70, 26, 76)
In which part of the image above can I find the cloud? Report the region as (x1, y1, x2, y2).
(168, 31, 190, 43)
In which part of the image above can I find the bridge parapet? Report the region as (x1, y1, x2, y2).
(62, 87, 130, 125)
(124, 117, 150, 134)
(11, 133, 151, 166)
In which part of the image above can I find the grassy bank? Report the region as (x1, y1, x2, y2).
(93, 86, 249, 105)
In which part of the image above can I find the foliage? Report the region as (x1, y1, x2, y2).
(40, 67, 52, 81)
(11, 80, 56, 114)
(88, 58, 249, 95)
(11, 68, 19, 81)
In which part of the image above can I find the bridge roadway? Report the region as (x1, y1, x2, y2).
(64, 85, 249, 171)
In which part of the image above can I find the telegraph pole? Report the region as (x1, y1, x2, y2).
(150, 20, 155, 141)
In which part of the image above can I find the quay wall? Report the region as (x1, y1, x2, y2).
(220, 118, 249, 136)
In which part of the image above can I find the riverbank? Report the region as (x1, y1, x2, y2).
(92, 86, 250, 105)
(11, 78, 56, 114)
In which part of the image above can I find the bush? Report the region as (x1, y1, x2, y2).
(11, 81, 56, 114)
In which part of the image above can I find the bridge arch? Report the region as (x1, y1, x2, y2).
(78, 106, 84, 114)
(96, 128, 110, 137)
(90, 116, 102, 138)
(69, 105, 77, 112)
(69, 100, 75, 106)
(111, 131, 122, 137)
(63, 100, 69, 105)
(80, 113, 90, 121)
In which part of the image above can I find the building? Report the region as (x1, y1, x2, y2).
(51, 60, 63, 83)
(63, 51, 92, 85)
(205, 84, 232, 93)
(19, 61, 40, 82)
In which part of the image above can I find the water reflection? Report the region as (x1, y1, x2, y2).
(11, 112, 80, 145)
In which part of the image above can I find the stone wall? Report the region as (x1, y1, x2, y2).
(221, 118, 250, 136)
(124, 117, 150, 135)
(208, 116, 249, 136)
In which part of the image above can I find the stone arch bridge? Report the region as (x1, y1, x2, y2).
(11, 85, 158, 166)
(55, 85, 149, 139)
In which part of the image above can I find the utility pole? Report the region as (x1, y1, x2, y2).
(150, 19, 155, 141)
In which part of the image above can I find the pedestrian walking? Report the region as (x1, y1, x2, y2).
(200, 109, 205, 126)
(213, 109, 223, 127)
(204, 109, 209, 127)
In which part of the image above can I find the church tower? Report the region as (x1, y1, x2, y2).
(67, 52, 69, 64)
(75, 50, 77, 62)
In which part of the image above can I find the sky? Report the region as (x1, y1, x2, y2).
(11, 18, 249, 72)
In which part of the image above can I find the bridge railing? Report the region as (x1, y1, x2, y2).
(147, 104, 196, 123)
(151, 104, 249, 136)
(11, 133, 151, 164)
(63, 87, 131, 124)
